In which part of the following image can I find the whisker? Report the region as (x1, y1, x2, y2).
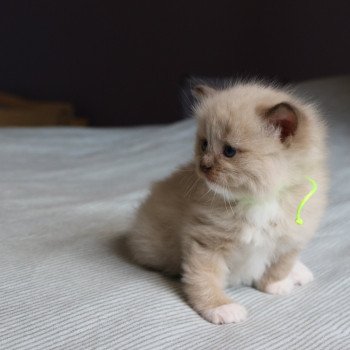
(184, 178, 195, 197)
(200, 188, 212, 199)
(183, 171, 195, 189)
(210, 188, 217, 210)
(185, 178, 199, 199)
(225, 185, 235, 216)
(222, 189, 229, 216)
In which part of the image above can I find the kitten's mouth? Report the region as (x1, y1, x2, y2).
(203, 174, 217, 183)
(197, 164, 216, 182)
(197, 165, 242, 201)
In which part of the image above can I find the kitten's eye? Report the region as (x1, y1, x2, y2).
(223, 145, 236, 158)
(201, 139, 208, 152)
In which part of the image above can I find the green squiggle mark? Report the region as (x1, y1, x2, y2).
(295, 177, 318, 225)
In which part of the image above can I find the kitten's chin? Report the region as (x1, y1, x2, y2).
(206, 180, 242, 201)
(206, 179, 281, 203)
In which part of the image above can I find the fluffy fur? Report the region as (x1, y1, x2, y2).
(128, 82, 328, 324)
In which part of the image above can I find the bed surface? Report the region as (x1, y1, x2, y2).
(1, 76, 350, 350)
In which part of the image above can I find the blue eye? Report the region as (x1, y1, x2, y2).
(201, 139, 208, 152)
(223, 145, 236, 158)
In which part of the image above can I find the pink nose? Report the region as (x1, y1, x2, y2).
(200, 163, 212, 174)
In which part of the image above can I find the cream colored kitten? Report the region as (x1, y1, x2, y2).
(128, 82, 328, 325)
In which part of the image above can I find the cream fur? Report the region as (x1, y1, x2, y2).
(128, 82, 328, 324)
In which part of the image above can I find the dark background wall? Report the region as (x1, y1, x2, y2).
(1, 1, 350, 126)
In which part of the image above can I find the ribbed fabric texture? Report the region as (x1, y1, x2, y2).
(1, 76, 350, 350)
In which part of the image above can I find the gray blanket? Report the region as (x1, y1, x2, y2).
(1, 76, 350, 349)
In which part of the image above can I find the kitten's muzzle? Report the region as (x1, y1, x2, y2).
(200, 162, 212, 174)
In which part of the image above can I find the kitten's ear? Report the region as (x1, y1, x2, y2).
(264, 102, 298, 142)
(191, 84, 216, 99)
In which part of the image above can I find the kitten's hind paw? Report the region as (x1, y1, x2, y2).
(200, 303, 248, 325)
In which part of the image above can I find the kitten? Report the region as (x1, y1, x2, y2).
(128, 81, 328, 324)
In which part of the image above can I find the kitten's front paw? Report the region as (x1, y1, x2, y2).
(265, 277, 294, 295)
(291, 261, 314, 286)
(201, 303, 248, 325)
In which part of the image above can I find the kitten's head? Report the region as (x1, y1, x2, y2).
(192, 82, 325, 200)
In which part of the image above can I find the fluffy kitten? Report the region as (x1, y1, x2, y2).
(128, 82, 328, 324)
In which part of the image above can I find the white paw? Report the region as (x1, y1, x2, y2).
(290, 261, 314, 286)
(265, 277, 294, 295)
(201, 303, 248, 325)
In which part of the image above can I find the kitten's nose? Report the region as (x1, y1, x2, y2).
(200, 163, 212, 174)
